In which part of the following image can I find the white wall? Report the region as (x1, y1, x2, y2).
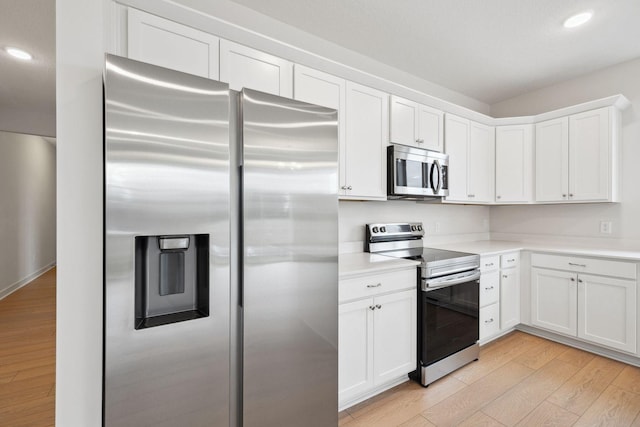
(340, 200, 490, 251)
(490, 58, 640, 244)
(0, 108, 56, 138)
(0, 131, 56, 298)
(56, 0, 106, 425)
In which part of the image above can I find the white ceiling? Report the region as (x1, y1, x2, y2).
(2, 0, 640, 136)
(0, 0, 55, 134)
(225, 0, 640, 105)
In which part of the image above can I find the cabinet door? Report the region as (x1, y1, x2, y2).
(480, 303, 500, 341)
(128, 8, 219, 79)
(578, 274, 636, 353)
(294, 66, 347, 194)
(344, 82, 388, 200)
(219, 39, 293, 97)
(339, 298, 374, 404)
(417, 104, 444, 152)
(495, 125, 533, 203)
(480, 270, 500, 307)
(569, 107, 610, 201)
(535, 117, 569, 202)
(444, 114, 470, 202)
(389, 96, 418, 147)
(373, 290, 417, 385)
(468, 122, 495, 203)
(500, 268, 520, 330)
(531, 268, 577, 336)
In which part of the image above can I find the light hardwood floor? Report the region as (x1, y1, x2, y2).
(340, 331, 640, 427)
(4, 270, 640, 426)
(0, 268, 56, 427)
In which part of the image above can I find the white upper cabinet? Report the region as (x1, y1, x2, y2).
(219, 39, 293, 97)
(343, 82, 389, 200)
(444, 114, 470, 201)
(468, 122, 495, 203)
(536, 107, 617, 203)
(445, 115, 494, 203)
(293, 65, 347, 195)
(390, 96, 443, 152)
(495, 124, 533, 203)
(127, 8, 219, 79)
(569, 107, 612, 202)
(535, 117, 569, 202)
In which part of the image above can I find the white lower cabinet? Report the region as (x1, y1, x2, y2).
(500, 255, 520, 330)
(372, 290, 417, 384)
(531, 253, 637, 354)
(339, 269, 416, 408)
(531, 268, 578, 336)
(480, 302, 500, 339)
(479, 252, 520, 342)
(339, 298, 374, 401)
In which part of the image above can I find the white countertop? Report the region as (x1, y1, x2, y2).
(339, 252, 420, 278)
(428, 240, 640, 261)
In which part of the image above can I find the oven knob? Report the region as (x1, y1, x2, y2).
(372, 227, 379, 233)
(380, 227, 386, 233)
(411, 225, 416, 231)
(417, 225, 423, 231)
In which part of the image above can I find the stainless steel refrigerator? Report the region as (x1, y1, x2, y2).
(104, 54, 338, 426)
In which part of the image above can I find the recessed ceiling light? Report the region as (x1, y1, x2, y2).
(5, 47, 33, 60)
(563, 11, 593, 28)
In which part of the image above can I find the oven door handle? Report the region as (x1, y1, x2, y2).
(422, 270, 481, 291)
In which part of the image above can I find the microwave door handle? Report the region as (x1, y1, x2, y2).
(431, 160, 442, 193)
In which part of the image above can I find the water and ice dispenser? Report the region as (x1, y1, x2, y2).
(134, 234, 210, 329)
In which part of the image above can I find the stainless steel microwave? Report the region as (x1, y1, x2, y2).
(387, 144, 449, 199)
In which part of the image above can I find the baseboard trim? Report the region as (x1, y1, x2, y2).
(516, 324, 640, 367)
(0, 262, 56, 300)
(339, 375, 409, 412)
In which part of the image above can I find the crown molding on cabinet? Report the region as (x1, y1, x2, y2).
(112, 1, 630, 128)
(492, 94, 631, 126)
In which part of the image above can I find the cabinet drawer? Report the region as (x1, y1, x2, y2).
(531, 253, 636, 280)
(501, 251, 520, 269)
(480, 303, 500, 340)
(480, 271, 499, 307)
(481, 255, 500, 272)
(339, 269, 416, 303)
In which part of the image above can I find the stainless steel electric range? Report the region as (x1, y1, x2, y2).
(366, 222, 480, 386)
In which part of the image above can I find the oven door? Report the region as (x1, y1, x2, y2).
(420, 271, 479, 367)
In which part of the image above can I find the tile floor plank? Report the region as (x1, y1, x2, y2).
(573, 384, 640, 427)
(422, 361, 533, 426)
(458, 410, 506, 426)
(515, 401, 579, 427)
(547, 355, 626, 415)
(482, 358, 580, 426)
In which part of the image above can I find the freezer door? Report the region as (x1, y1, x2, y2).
(104, 54, 230, 426)
(242, 88, 339, 426)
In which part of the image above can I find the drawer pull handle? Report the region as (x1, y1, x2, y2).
(369, 305, 376, 311)
(502, 275, 507, 278)
(485, 263, 494, 267)
(485, 318, 494, 324)
(485, 286, 494, 290)
(570, 277, 575, 282)
(376, 304, 382, 309)
(507, 259, 515, 263)
(578, 278, 583, 283)
(568, 262, 587, 267)
(367, 283, 382, 288)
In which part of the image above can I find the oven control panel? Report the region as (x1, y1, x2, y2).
(366, 222, 424, 243)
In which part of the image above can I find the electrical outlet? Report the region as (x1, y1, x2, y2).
(600, 221, 612, 234)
